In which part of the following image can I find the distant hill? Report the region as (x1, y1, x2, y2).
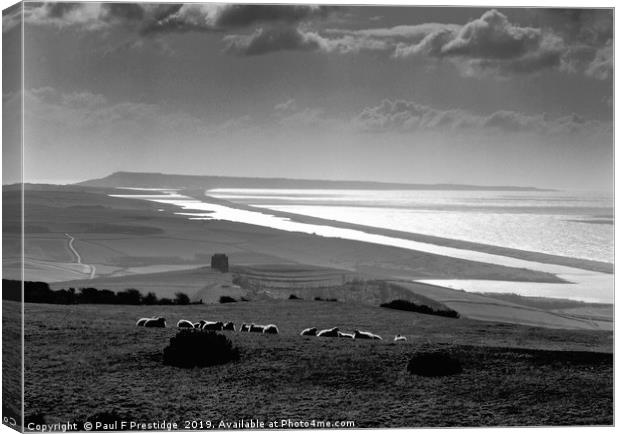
(77, 171, 550, 191)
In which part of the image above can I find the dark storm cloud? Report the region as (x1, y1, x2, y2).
(105, 3, 146, 21)
(25, 3, 341, 36)
(22, 4, 612, 80)
(534, 9, 612, 46)
(354, 99, 608, 136)
(215, 5, 334, 29)
(43, 2, 82, 18)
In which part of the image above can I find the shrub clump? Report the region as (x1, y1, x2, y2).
(163, 329, 240, 368)
(219, 295, 237, 303)
(314, 296, 338, 302)
(381, 299, 459, 318)
(407, 351, 463, 377)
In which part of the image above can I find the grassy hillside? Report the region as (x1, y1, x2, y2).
(390, 281, 612, 331)
(23, 300, 612, 428)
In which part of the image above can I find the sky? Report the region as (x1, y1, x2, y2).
(1, 2, 614, 190)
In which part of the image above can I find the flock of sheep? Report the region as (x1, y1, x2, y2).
(136, 316, 407, 341)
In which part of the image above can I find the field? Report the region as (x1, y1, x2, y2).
(22, 300, 612, 428)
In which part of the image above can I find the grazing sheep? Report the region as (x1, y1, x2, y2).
(300, 327, 318, 336)
(394, 334, 407, 342)
(144, 317, 166, 328)
(223, 322, 235, 331)
(193, 320, 206, 329)
(136, 317, 154, 326)
(240, 323, 251, 332)
(177, 320, 194, 328)
(263, 324, 279, 334)
(338, 331, 355, 339)
(201, 321, 224, 331)
(317, 327, 340, 337)
(249, 324, 266, 333)
(354, 330, 382, 340)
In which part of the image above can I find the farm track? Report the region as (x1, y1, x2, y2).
(64, 234, 96, 279)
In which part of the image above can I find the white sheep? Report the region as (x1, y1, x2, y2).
(354, 330, 382, 340)
(144, 317, 166, 328)
(177, 320, 194, 328)
(136, 317, 154, 326)
(300, 327, 318, 336)
(201, 321, 224, 331)
(263, 324, 279, 334)
(317, 327, 340, 337)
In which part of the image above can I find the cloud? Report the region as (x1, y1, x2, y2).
(272, 98, 337, 129)
(224, 27, 323, 56)
(20, 5, 612, 80)
(214, 5, 334, 29)
(23, 3, 339, 34)
(391, 10, 568, 77)
(325, 9, 611, 79)
(585, 41, 612, 80)
(354, 98, 608, 136)
(24, 87, 208, 134)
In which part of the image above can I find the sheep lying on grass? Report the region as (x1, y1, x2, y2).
(177, 320, 194, 328)
(249, 324, 266, 333)
(263, 324, 279, 334)
(136, 317, 153, 326)
(300, 327, 318, 336)
(202, 321, 224, 331)
(338, 331, 355, 339)
(394, 334, 407, 342)
(144, 317, 167, 328)
(317, 327, 340, 337)
(354, 330, 382, 340)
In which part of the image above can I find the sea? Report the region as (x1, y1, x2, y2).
(112, 188, 614, 302)
(208, 189, 614, 264)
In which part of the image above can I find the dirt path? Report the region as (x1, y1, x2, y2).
(64, 233, 96, 279)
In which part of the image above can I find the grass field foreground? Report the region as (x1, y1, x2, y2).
(22, 300, 612, 428)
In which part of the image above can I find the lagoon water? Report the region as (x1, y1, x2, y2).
(112, 189, 614, 303)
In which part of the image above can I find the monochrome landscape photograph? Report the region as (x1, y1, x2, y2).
(2, 1, 614, 430)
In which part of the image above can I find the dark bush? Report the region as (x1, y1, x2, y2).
(163, 330, 239, 368)
(219, 296, 237, 303)
(142, 292, 158, 305)
(116, 289, 142, 305)
(407, 351, 463, 377)
(174, 292, 190, 305)
(381, 299, 459, 318)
